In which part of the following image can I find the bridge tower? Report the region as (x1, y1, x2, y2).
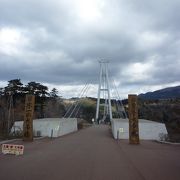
(96, 61, 112, 123)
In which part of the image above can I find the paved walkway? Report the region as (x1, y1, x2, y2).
(0, 125, 180, 180)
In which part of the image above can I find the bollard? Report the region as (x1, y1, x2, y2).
(51, 129, 53, 138)
(117, 130, 119, 140)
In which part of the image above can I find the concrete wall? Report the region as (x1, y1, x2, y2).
(112, 118, 168, 140)
(12, 118, 78, 138)
(58, 118, 77, 136)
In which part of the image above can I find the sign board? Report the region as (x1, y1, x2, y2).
(2, 144, 24, 155)
(23, 95, 35, 141)
(119, 128, 124, 133)
(128, 94, 140, 144)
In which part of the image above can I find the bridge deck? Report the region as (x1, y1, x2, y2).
(0, 125, 180, 180)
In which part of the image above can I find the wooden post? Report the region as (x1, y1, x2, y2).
(23, 95, 35, 141)
(128, 94, 139, 144)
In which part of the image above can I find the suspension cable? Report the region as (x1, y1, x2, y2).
(112, 80, 128, 119)
(63, 83, 88, 118)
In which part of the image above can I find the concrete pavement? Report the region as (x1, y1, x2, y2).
(0, 125, 180, 180)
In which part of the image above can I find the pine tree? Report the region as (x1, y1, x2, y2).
(50, 88, 59, 98)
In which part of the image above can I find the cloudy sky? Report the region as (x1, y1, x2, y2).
(0, 0, 180, 98)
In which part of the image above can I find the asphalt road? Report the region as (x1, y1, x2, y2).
(0, 125, 180, 180)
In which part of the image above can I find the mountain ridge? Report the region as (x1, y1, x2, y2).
(139, 85, 180, 100)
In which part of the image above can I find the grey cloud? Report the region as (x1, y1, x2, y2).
(0, 0, 180, 96)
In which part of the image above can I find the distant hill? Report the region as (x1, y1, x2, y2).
(139, 86, 180, 100)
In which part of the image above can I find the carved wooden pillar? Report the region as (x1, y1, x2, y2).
(23, 95, 35, 141)
(128, 94, 139, 144)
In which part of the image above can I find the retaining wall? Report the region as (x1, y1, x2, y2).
(112, 118, 168, 140)
(12, 118, 78, 138)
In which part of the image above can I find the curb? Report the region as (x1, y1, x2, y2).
(156, 140, 180, 145)
(0, 137, 46, 145)
(0, 139, 21, 145)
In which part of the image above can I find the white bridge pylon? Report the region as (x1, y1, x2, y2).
(96, 61, 112, 122)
